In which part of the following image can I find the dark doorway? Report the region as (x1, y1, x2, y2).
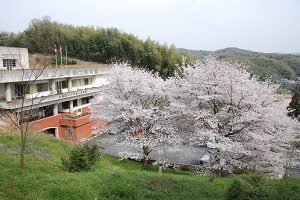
(43, 128, 57, 137)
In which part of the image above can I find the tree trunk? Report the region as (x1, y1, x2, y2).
(20, 128, 26, 169)
(142, 145, 150, 167)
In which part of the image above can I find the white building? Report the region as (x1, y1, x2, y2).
(0, 46, 109, 143)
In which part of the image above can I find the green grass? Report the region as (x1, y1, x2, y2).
(0, 133, 299, 200)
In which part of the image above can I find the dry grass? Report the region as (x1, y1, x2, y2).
(29, 53, 109, 69)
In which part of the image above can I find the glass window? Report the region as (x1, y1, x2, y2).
(15, 84, 25, 96)
(3, 59, 16, 67)
(80, 79, 84, 86)
(82, 97, 90, 104)
(30, 84, 38, 93)
(62, 101, 69, 109)
(77, 98, 83, 106)
(55, 80, 67, 91)
(65, 129, 73, 138)
(73, 99, 78, 107)
(37, 83, 49, 92)
(84, 78, 89, 85)
(72, 80, 77, 87)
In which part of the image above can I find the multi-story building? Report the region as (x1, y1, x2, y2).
(0, 46, 109, 143)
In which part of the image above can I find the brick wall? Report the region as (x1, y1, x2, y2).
(30, 112, 107, 143)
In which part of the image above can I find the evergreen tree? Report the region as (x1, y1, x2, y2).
(288, 91, 300, 120)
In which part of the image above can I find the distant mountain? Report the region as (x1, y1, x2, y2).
(177, 48, 211, 57)
(212, 47, 260, 56)
(178, 47, 300, 81)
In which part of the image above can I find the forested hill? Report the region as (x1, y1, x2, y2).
(0, 17, 195, 77)
(179, 47, 300, 80)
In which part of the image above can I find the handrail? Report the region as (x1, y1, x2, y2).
(0, 66, 111, 83)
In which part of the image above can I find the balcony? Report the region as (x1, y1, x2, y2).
(0, 87, 104, 111)
(60, 112, 91, 127)
(0, 66, 110, 83)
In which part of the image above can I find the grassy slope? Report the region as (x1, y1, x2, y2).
(0, 133, 300, 200)
(0, 133, 229, 200)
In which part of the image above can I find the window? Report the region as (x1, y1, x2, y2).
(62, 101, 70, 109)
(65, 129, 73, 139)
(37, 83, 49, 92)
(72, 79, 88, 87)
(82, 97, 90, 104)
(84, 78, 89, 85)
(55, 81, 67, 92)
(15, 84, 25, 97)
(73, 99, 78, 107)
(72, 80, 77, 87)
(3, 59, 16, 68)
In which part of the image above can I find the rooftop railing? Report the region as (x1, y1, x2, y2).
(0, 66, 110, 83)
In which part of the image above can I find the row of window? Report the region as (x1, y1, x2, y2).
(55, 78, 92, 92)
(15, 82, 49, 96)
(61, 97, 91, 109)
(14, 78, 93, 96)
(72, 78, 92, 87)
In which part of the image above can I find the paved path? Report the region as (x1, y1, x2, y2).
(86, 133, 206, 165)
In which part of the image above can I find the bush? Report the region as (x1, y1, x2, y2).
(226, 173, 270, 200)
(61, 144, 100, 172)
(51, 57, 77, 65)
(226, 173, 299, 200)
(271, 176, 299, 200)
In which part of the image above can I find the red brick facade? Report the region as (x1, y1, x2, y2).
(30, 106, 106, 143)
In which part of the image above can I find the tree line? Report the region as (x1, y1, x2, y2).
(0, 16, 195, 77)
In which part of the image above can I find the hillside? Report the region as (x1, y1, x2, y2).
(1, 133, 300, 199)
(180, 47, 300, 81)
(0, 133, 230, 200)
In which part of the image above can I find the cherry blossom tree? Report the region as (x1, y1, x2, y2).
(170, 57, 298, 177)
(91, 63, 182, 166)
(91, 59, 298, 177)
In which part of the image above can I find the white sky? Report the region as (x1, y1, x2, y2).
(0, 0, 299, 53)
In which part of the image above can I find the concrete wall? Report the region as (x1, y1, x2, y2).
(0, 46, 29, 69)
(0, 83, 5, 99)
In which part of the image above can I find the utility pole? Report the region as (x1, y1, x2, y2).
(55, 43, 58, 69)
(65, 45, 68, 66)
(60, 45, 62, 68)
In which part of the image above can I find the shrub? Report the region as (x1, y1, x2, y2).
(226, 173, 270, 200)
(61, 144, 100, 172)
(226, 173, 299, 200)
(271, 176, 298, 200)
(232, 165, 255, 175)
(51, 57, 77, 65)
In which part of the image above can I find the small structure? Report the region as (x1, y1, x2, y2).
(0, 46, 29, 70)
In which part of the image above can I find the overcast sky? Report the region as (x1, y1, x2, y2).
(0, 0, 299, 53)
